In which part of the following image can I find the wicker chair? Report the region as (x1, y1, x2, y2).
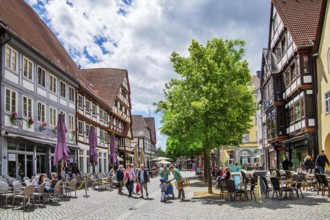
(270, 177, 292, 199)
(33, 182, 46, 206)
(0, 181, 14, 208)
(45, 180, 62, 203)
(65, 179, 77, 197)
(262, 177, 273, 199)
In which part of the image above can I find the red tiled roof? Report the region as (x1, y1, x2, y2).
(144, 117, 157, 144)
(0, 0, 79, 78)
(272, 0, 323, 48)
(78, 68, 130, 109)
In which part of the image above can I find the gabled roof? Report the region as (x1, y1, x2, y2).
(132, 115, 149, 137)
(313, 0, 328, 54)
(0, 0, 79, 78)
(272, 0, 323, 48)
(144, 117, 157, 145)
(79, 68, 129, 108)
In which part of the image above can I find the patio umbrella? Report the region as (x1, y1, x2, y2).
(134, 145, 139, 167)
(53, 114, 70, 165)
(109, 134, 117, 166)
(89, 126, 98, 173)
(220, 148, 230, 166)
(157, 160, 171, 165)
(140, 149, 145, 166)
(150, 157, 173, 161)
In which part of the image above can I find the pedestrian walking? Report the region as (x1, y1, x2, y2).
(137, 164, 150, 198)
(282, 156, 292, 170)
(125, 164, 136, 197)
(315, 150, 330, 174)
(116, 165, 125, 194)
(303, 155, 314, 172)
(169, 165, 185, 200)
(160, 177, 167, 202)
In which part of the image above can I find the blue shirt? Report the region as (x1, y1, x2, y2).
(140, 170, 145, 183)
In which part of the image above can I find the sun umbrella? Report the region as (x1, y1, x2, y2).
(53, 114, 70, 165)
(109, 134, 117, 165)
(150, 157, 173, 161)
(140, 149, 145, 166)
(134, 145, 139, 167)
(220, 148, 230, 166)
(89, 126, 98, 173)
(157, 160, 171, 165)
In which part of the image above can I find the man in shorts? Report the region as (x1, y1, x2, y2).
(137, 164, 150, 198)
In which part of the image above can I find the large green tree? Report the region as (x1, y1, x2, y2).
(156, 38, 256, 193)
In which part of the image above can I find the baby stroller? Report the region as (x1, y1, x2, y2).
(166, 180, 175, 199)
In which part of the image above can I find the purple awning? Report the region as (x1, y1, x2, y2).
(89, 126, 98, 165)
(53, 114, 70, 165)
(109, 134, 117, 165)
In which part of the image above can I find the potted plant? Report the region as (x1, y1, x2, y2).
(27, 117, 34, 128)
(39, 122, 47, 131)
(10, 112, 17, 126)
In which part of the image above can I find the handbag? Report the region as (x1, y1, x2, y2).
(136, 183, 140, 193)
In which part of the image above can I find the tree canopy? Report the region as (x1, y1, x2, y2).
(156, 38, 257, 192)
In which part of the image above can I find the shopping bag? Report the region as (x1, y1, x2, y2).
(136, 183, 140, 193)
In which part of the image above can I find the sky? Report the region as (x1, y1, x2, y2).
(25, 0, 271, 150)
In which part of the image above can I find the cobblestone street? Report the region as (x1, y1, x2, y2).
(1, 171, 330, 220)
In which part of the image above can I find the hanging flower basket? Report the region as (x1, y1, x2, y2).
(39, 122, 47, 132)
(10, 112, 17, 126)
(27, 117, 34, 128)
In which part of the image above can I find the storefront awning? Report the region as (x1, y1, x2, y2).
(282, 134, 309, 144)
(6, 134, 80, 149)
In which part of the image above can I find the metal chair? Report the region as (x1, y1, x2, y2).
(270, 177, 292, 199)
(262, 177, 273, 199)
(33, 182, 46, 207)
(65, 179, 77, 197)
(320, 174, 330, 197)
(0, 181, 14, 208)
(12, 185, 35, 210)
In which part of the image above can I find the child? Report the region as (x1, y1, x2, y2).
(160, 177, 167, 202)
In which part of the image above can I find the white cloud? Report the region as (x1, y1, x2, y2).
(26, 0, 270, 150)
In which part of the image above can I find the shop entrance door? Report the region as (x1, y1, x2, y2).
(7, 153, 33, 179)
(36, 154, 47, 175)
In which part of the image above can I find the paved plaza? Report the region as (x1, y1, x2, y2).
(1, 171, 330, 220)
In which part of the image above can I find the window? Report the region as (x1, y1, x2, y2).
(328, 48, 330, 73)
(242, 134, 249, 143)
(68, 114, 75, 131)
(92, 104, 97, 117)
(49, 74, 57, 93)
(5, 88, 17, 113)
(37, 102, 46, 123)
(100, 109, 104, 122)
(5, 46, 17, 71)
(49, 107, 57, 127)
(302, 55, 310, 73)
(60, 81, 66, 98)
(281, 35, 287, 55)
(289, 107, 294, 124)
(290, 63, 297, 81)
(37, 66, 46, 87)
(100, 130, 104, 143)
(86, 124, 90, 138)
(78, 95, 83, 109)
(86, 100, 90, 113)
(325, 92, 330, 114)
(295, 102, 301, 121)
(23, 57, 33, 80)
(78, 120, 83, 135)
(301, 98, 305, 117)
(104, 113, 108, 123)
(69, 86, 75, 102)
(23, 96, 32, 118)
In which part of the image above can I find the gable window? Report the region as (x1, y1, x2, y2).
(49, 74, 57, 93)
(23, 57, 33, 80)
(5, 88, 17, 113)
(37, 66, 46, 87)
(325, 92, 330, 114)
(49, 107, 57, 127)
(23, 96, 32, 118)
(69, 86, 75, 102)
(92, 104, 97, 117)
(37, 102, 46, 123)
(5, 46, 17, 71)
(60, 81, 66, 98)
(78, 95, 83, 109)
(78, 120, 83, 135)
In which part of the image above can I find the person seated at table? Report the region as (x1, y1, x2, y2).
(44, 172, 58, 193)
(303, 155, 314, 172)
(214, 167, 231, 187)
(32, 174, 45, 187)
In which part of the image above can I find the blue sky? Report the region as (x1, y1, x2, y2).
(25, 0, 270, 150)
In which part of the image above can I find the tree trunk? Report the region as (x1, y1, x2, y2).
(203, 146, 213, 194)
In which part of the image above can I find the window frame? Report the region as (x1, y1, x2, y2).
(37, 66, 46, 87)
(78, 95, 83, 109)
(92, 104, 97, 117)
(22, 96, 33, 118)
(78, 120, 83, 135)
(49, 107, 57, 128)
(23, 56, 33, 80)
(5, 88, 17, 113)
(37, 102, 46, 123)
(85, 100, 91, 114)
(60, 80, 66, 98)
(49, 74, 57, 94)
(69, 86, 75, 102)
(325, 92, 330, 114)
(68, 114, 75, 131)
(5, 46, 17, 72)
